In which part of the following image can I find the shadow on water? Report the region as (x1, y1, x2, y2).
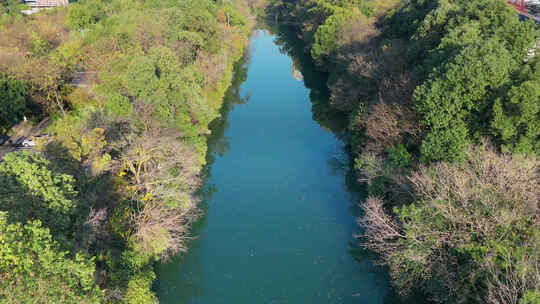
(153, 51, 251, 300)
(198, 50, 252, 210)
(262, 22, 350, 136)
(260, 21, 370, 222)
(261, 20, 367, 239)
(205, 52, 252, 173)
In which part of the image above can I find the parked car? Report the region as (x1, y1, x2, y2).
(21, 139, 36, 147)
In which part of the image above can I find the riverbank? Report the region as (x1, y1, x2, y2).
(0, 1, 254, 302)
(266, 0, 539, 303)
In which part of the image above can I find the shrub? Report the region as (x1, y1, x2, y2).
(67, 3, 96, 30)
(105, 94, 133, 117)
(30, 31, 52, 56)
(124, 269, 158, 304)
(386, 144, 411, 168)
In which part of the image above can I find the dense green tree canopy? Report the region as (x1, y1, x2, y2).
(390, 0, 538, 161)
(311, 9, 353, 66)
(125, 46, 208, 137)
(0, 212, 103, 303)
(0, 151, 78, 232)
(0, 75, 27, 130)
(166, 0, 221, 53)
(414, 39, 515, 161)
(491, 56, 540, 155)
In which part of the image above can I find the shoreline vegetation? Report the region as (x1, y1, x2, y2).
(0, 0, 261, 302)
(0, 0, 538, 303)
(266, 0, 539, 303)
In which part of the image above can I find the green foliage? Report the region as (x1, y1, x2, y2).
(219, 6, 247, 27)
(0, 0, 25, 17)
(311, 10, 352, 66)
(414, 38, 519, 162)
(166, 0, 221, 54)
(103, 247, 158, 302)
(30, 31, 52, 56)
(415, 40, 513, 129)
(124, 269, 158, 304)
(0, 75, 27, 129)
(491, 57, 540, 155)
(521, 291, 540, 304)
(50, 40, 83, 72)
(109, 204, 132, 240)
(53, 115, 111, 174)
(125, 47, 208, 136)
(384, 0, 536, 67)
(419, 121, 469, 163)
(67, 3, 97, 30)
(386, 144, 411, 168)
(378, 0, 538, 163)
(0, 212, 103, 303)
(0, 151, 78, 231)
(105, 93, 133, 117)
(125, 56, 160, 100)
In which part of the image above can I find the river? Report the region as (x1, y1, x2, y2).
(156, 29, 389, 303)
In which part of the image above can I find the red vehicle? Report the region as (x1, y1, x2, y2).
(508, 0, 527, 13)
(508, 0, 540, 22)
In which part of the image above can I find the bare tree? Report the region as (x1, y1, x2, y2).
(485, 249, 540, 304)
(118, 119, 204, 259)
(357, 196, 405, 264)
(357, 144, 539, 301)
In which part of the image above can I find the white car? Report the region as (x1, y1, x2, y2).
(21, 139, 36, 147)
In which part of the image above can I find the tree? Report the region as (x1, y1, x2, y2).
(165, 0, 221, 53)
(125, 49, 207, 137)
(491, 56, 540, 155)
(0, 212, 103, 303)
(0, 75, 27, 130)
(0, 151, 79, 231)
(311, 9, 353, 67)
(358, 145, 539, 303)
(105, 93, 133, 117)
(119, 124, 202, 258)
(0, 0, 24, 17)
(67, 3, 97, 30)
(414, 40, 514, 162)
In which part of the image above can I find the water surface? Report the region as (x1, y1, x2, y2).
(156, 30, 388, 304)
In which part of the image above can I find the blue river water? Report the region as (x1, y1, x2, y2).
(156, 29, 389, 304)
